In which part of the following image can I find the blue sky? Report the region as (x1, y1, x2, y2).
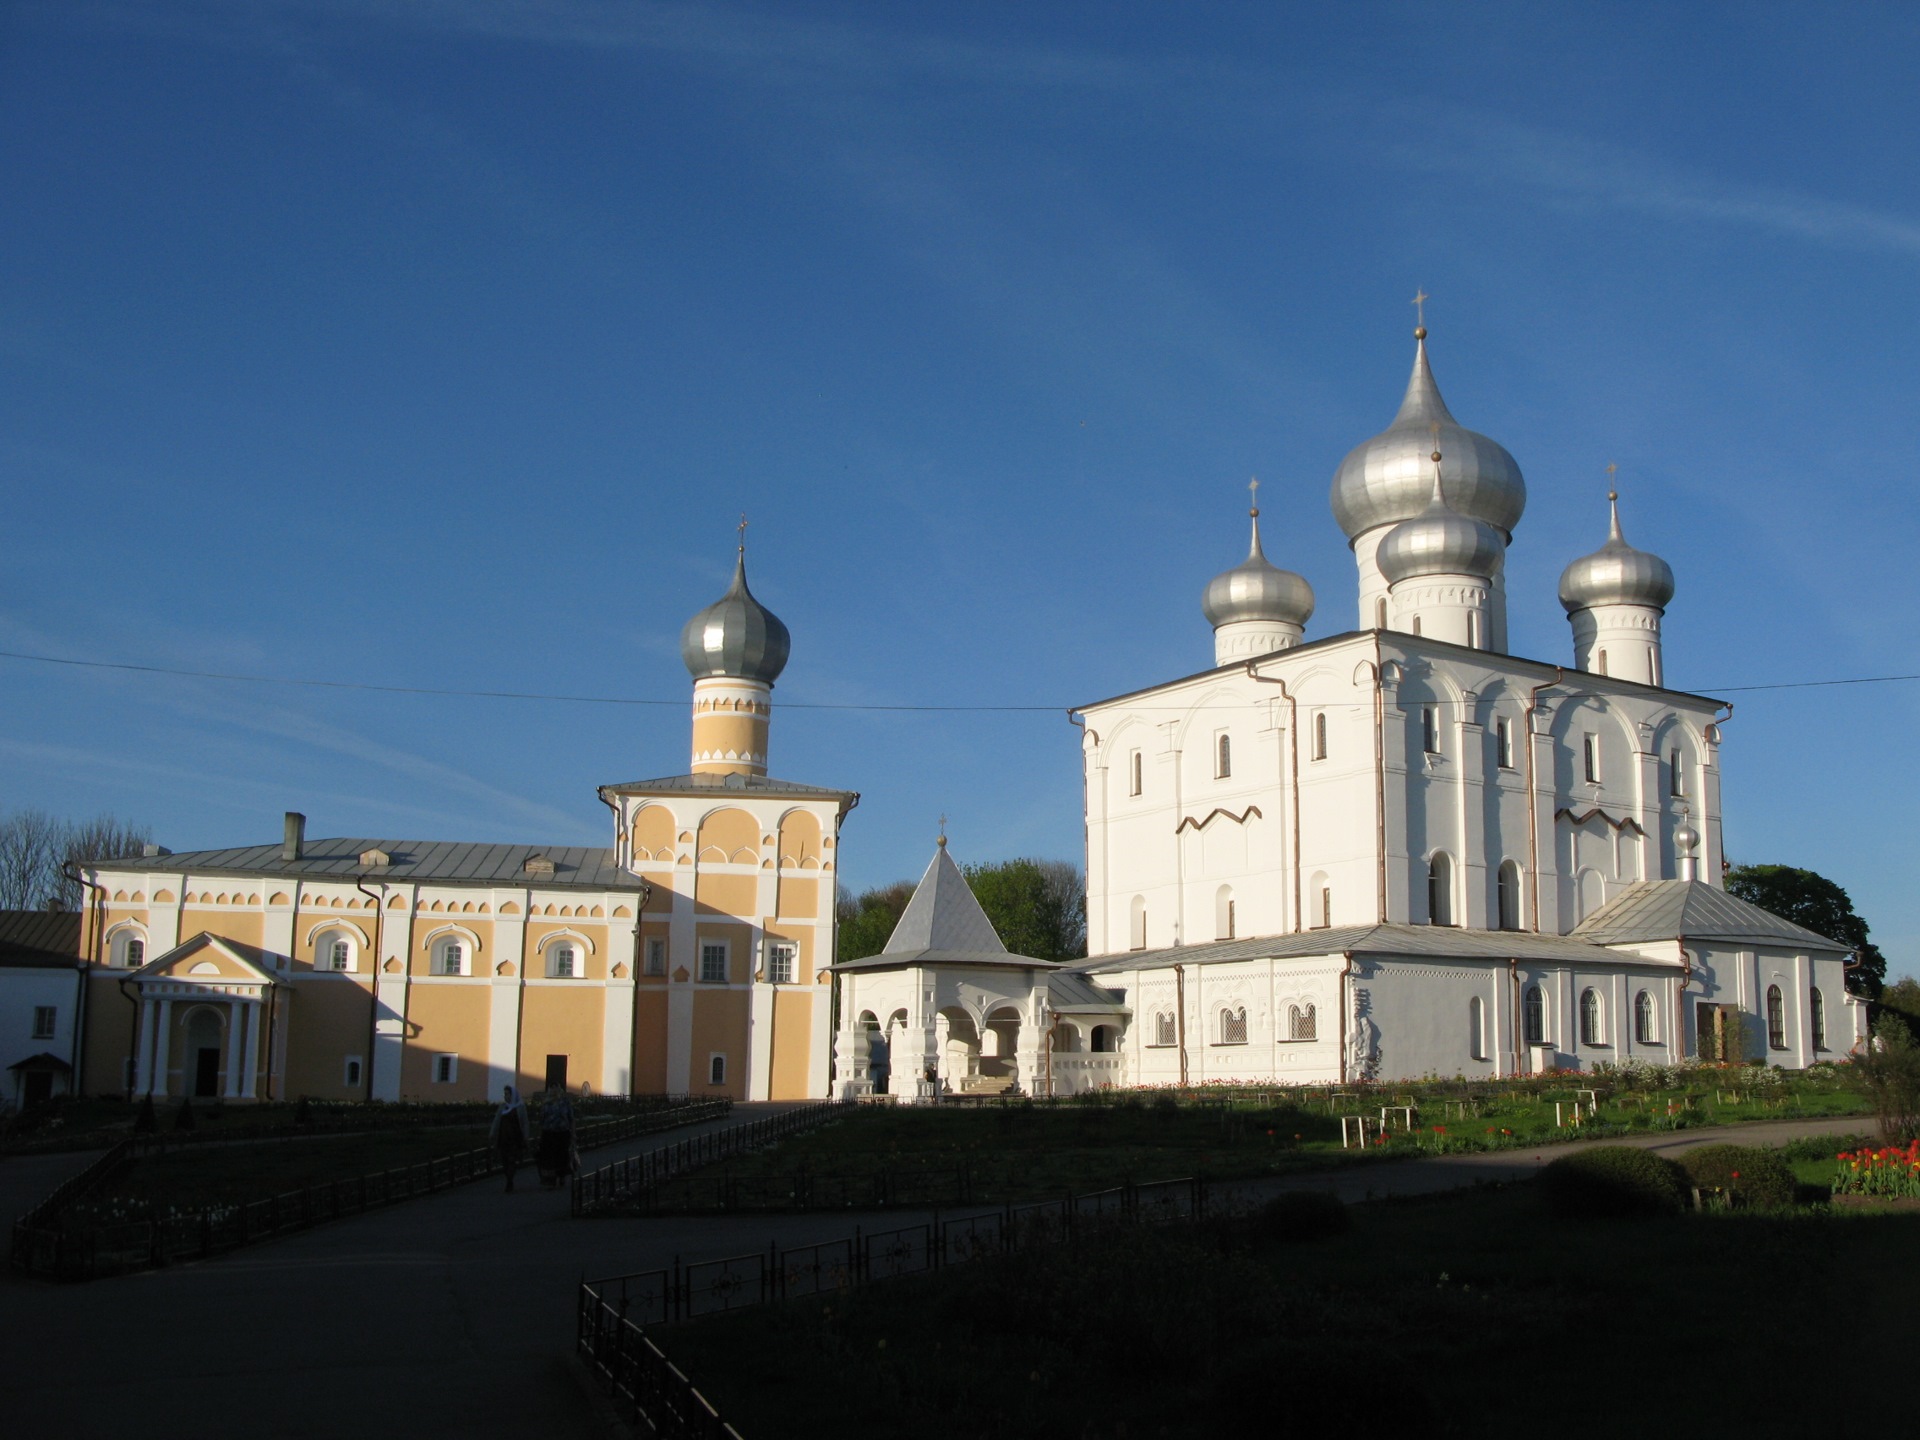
(2, 2, 1915, 977)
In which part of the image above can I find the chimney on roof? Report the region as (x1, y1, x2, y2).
(283, 812, 306, 862)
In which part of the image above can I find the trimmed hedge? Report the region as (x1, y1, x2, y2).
(1539, 1146, 1689, 1217)
(1678, 1144, 1796, 1208)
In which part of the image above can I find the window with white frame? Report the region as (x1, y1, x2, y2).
(1580, 988, 1605, 1046)
(1219, 1007, 1247, 1045)
(708, 1053, 727, 1086)
(319, 933, 353, 972)
(1422, 706, 1440, 754)
(547, 941, 582, 978)
(432, 1053, 457, 1084)
(1634, 989, 1657, 1044)
(1287, 1004, 1316, 1041)
(1766, 985, 1786, 1050)
(765, 940, 796, 985)
(1426, 853, 1454, 926)
(699, 941, 728, 984)
(1319, 886, 1332, 929)
(1523, 984, 1546, 1047)
(1496, 860, 1521, 931)
(1495, 716, 1515, 770)
(113, 931, 146, 968)
(1669, 748, 1686, 797)
(343, 1055, 364, 1088)
(645, 938, 666, 976)
(435, 939, 469, 976)
(1811, 987, 1827, 1051)
(1597, 648, 1609, 676)
(32, 1006, 57, 1040)
(1129, 749, 1143, 797)
(1215, 732, 1232, 780)
(1153, 1012, 1176, 1047)
(1583, 732, 1601, 784)
(1312, 712, 1327, 761)
(1469, 995, 1486, 1060)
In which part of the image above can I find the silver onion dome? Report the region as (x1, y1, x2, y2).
(1202, 509, 1315, 629)
(1559, 494, 1675, 613)
(1377, 456, 1506, 585)
(680, 549, 791, 685)
(1330, 332, 1526, 541)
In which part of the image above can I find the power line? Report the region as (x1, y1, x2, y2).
(0, 647, 1914, 715)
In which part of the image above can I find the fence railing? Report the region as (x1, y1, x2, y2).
(604, 1164, 976, 1216)
(574, 1175, 1205, 1435)
(572, 1101, 844, 1217)
(10, 1097, 731, 1280)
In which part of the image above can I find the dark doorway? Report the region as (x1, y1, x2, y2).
(24, 1070, 54, 1106)
(544, 1054, 568, 1092)
(194, 1047, 220, 1097)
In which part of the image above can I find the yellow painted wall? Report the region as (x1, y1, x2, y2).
(518, 984, 606, 1095)
(769, 989, 814, 1100)
(695, 872, 757, 918)
(775, 875, 817, 919)
(400, 984, 493, 1100)
(82, 970, 138, 1096)
(778, 809, 823, 865)
(180, 909, 264, 950)
(283, 978, 375, 1099)
(632, 804, 676, 862)
(633, 989, 670, 1093)
(695, 806, 759, 864)
(690, 989, 750, 1099)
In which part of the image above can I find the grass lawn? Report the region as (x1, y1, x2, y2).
(666, 1178, 1917, 1438)
(624, 1069, 1872, 1210)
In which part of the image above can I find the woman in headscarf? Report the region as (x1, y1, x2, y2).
(490, 1085, 529, 1192)
(537, 1085, 577, 1189)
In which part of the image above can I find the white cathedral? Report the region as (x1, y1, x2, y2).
(835, 325, 1867, 1096)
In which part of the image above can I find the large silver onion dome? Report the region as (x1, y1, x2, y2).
(1330, 332, 1526, 541)
(1378, 459, 1506, 584)
(680, 549, 791, 685)
(1559, 494, 1675, 613)
(1202, 510, 1315, 629)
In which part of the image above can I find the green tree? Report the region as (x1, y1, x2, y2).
(1724, 863, 1886, 1000)
(1877, 976, 1920, 1042)
(835, 879, 916, 962)
(963, 858, 1087, 961)
(1851, 1015, 1920, 1140)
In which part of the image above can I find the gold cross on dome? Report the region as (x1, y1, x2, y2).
(1248, 476, 1260, 516)
(1412, 289, 1429, 327)
(937, 813, 948, 848)
(1605, 462, 1618, 501)
(738, 512, 748, 546)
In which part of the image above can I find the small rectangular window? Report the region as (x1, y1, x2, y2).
(1583, 733, 1600, 784)
(1669, 748, 1685, 797)
(1496, 717, 1514, 770)
(708, 1053, 727, 1086)
(1312, 713, 1328, 761)
(32, 1006, 57, 1040)
(1422, 706, 1440, 755)
(1129, 749, 1143, 797)
(1214, 731, 1231, 779)
(700, 942, 728, 984)
(432, 1054, 457, 1084)
(343, 1056, 364, 1088)
(1318, 887, 1332, 929)
(645, 938, 666, 976)
(125, 938, 145, 968)
(765, 940, 796, 985)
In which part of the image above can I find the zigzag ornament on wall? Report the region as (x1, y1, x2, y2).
(1173, 804, 1263, 835)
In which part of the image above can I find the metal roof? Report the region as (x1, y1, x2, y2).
(1571, 880, 1848, 951)
(1048, 970, 1129, 1012)
(832, 845, 1063, 974)
(97, 837, 632, 890)
(599, 773, 857, 804)
(0, 910, 81, 967)
(1079, 922, 1649, 974)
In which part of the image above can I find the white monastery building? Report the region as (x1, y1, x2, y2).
(835, 325, 1868, 1096)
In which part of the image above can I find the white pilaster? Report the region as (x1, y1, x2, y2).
(222, 998, 244, 1098)
(239, 998, 259, 1098)
(152, 998, 173, 1099)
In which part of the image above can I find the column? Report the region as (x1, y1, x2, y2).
(223, 997, 245, 1098)
(151, 998, 174, 1098)
(239, 999, 260, 1098)
(134, 994, 155, 1095)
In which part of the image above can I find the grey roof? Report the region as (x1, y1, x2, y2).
(1048, 970, 1129, 1012)
(97, 837, 633, 890)
(600, 773, 857, 804)
(680, 550, 791, 686)
(1080, 922, 1647, 974)
(0, 910, 81, 968)
(832, 845, 1061, 974)
(1571, 880, 1847, 951)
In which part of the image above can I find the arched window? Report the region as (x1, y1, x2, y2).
(1091, 1025, 1116, 1053)
(1129, 896, 1147, 951)
(1579, 988, 1604, 1046)
(1215, 885, 1235, 941)
(1469, 995, 1486, 1060)
(1422, 706, 1440, 754)
(1220, 1007, 1248, 1045)
(1523, 984, 1546, 1047)
(315, 931, 355, 973)
(1129, 750, 1143, 796)
(434, 938, 469, 976)
(1766, 985, 1786, 1050)
(1634, 989, 1656, 1044)
(113, 931, 147, 968)
(1597, 648, 1609, 676)
(1496, 861, 1521, 931)
(1375, 597, 1388, 630)
(1411, 615, 1422, 636)
(1288, 1003, 1316, 1041)
(547, 941, 582, 978)
(1427, 853, 1454, 926)
(1319, 885, 1332, 929)
(1215, 733, 1231, 779)
(1312, 712, 1327, 761)
(1154, 1012, 1176, 1047)
(1467, 611, 1481, 650)
(1811, 986, 1827, 1051)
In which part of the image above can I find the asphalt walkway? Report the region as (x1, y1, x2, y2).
(0, 1111, 1874, 1438)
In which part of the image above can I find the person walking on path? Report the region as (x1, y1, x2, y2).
(490, 1085, 529, 1192)
(536, 1086, 578, 1190)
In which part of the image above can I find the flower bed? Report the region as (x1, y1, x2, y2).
(1831, 1139, 1920, 1200)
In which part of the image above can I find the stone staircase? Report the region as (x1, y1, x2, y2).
(957, 1074, 1015, 1097)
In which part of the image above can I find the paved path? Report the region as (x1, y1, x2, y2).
(0, 1112, 1871, 1438)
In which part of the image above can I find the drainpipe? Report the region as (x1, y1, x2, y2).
(117, 975, 142, 1100)
(355, 872, 384, 1102)
(1338, 952, 1355, 1084)
(1368, 642, 1388, 924)
(1507, 958, 1520, 1079)
(263, 980, 278, 1102)
(1244, 662, 1303, 932)
(1068, 712, 1098, 950)
(64, 861, 107, 1097)
(1703, 704, 1733, 881)
(1524, 668, 1565, 933)
(1678, 942, 1695, 1058)
(1173, 963, 1188, 1088)
(628, 882, 651, 1099)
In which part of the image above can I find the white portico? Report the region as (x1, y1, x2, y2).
(126, 934, 288, 1101)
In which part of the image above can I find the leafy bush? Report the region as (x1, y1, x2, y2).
(173, 1097, 196, 1133)
(1539, 1146, 1689, 1218)
(1679, 1144, 1796, 1208)
(1249, 1189, 1351, 1242)
(1850, 1017, 1920, 1139)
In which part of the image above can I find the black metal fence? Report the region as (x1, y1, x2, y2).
(609, 1164, 977, 1215)
(10, 1097, 731, 1280)
(572, 1101, 843, 1216)
(574, 1175, 1205, 1436)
